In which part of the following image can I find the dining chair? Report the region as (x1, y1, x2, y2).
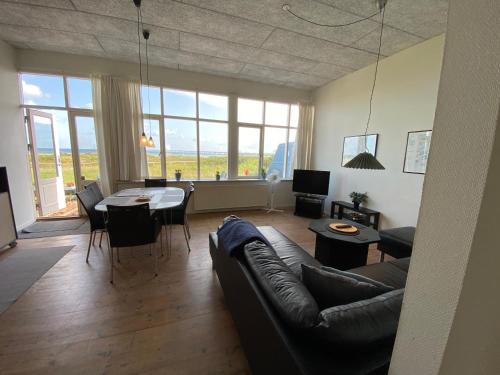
(83, 181, 106, 247)
(105, 203, 162, 283)
(160, 182, 194, 253)
(145, 178, 167, 187)
(76, 188, 106, 263)
(84, 181, 104, 201)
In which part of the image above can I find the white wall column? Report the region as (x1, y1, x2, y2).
(0, 40, 35, 229)
(390, 1, 500, 374)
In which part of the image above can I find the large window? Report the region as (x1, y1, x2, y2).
(237, 98, 298, 179)
(143, 86, 229, 180)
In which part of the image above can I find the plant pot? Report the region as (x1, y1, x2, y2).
(175, 173, 181, 181)
(215, 174, 221, 181)
(353, 201, 360, 210)
(261, 172, 267, 180)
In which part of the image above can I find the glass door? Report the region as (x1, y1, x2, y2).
(26, 109, 66, 216)
(70, 114, 101, 191)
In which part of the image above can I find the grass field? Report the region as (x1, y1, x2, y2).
(38, 152, 275, 185)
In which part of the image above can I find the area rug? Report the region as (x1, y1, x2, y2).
(19, 219, 89, 239)
(0, 245, 74, 314)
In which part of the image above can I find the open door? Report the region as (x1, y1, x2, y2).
(27, 109, 66, 216)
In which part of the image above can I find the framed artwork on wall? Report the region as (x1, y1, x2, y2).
(342, 134, 379, 166)
(403, 130, 433, 174)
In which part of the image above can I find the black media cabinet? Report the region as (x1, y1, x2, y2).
(294, 195, 325, 219)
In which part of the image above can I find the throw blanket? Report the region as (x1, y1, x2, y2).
(217, 217, 271, 256)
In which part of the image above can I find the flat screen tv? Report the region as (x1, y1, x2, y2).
(292, 169, 330, 196)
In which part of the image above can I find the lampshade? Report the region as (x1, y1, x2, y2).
(344, 152, 385, 170)
(147, 136, 155, 148)
(140, 132, 148, 146)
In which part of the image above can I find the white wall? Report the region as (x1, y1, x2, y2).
(0, 40, 35, 229)
(312, 36, 444, 228)
(389, 0, 500, 373)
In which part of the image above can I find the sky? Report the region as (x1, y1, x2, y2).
(22, 73, 297, 156)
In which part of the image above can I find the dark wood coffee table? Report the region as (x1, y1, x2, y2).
(308, 218, 380, 270)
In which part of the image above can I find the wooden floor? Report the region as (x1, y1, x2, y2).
(0, 210, 383, 375)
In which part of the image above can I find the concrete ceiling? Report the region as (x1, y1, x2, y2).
(0, 0, 448, 90)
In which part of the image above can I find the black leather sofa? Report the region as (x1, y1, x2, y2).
(209, 226, 409, 375)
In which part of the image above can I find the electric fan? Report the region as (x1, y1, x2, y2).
(265, 170, 283, 213)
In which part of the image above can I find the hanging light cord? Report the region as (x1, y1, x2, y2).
(145, 35, 152, 135)
(363, 6, 385, 150)
(136, 6, 143, 86)
(283, 4, 379, 27)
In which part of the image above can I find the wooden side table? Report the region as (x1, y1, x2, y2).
(330, 201, 381, 230)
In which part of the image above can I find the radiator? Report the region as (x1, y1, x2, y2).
(194, 183, 268, 211)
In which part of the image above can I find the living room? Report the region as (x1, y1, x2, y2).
(0, 1, 499, 374)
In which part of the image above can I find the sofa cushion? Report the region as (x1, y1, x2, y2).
(257, 226, 321, 277)
(321, 266, 395, 289)
(349, 259, 410, 289)
(302, 264, 393, 309)
(389, 257, 411, 272)
(244, 241, 319, 330)
(313, 289, 404, 347)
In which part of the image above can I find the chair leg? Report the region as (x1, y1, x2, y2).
(86, 231, 93, 263)
(99, 231, 104, 248)
(153, 244, 159, 277)
(92, 231, 96, 245)
(160, 227, 164, 257)
(117, 247, 121, 263)
(379, 251, 385, 262)
(185, 214, 191, 239)
(183, 225, 191, 253)
(107, 236, 114, 284)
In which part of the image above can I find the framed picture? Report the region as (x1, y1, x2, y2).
(403, 130, 432, 174)
(342, 134, 379, 166)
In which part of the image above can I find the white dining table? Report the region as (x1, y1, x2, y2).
(95, 187, 184, 212)
(95, 187, 185, 255)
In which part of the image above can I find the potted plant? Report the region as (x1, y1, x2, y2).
(261, 168, 267, 180)
(215, 171, 221, 181)
(175, 169, 182, 181)
(349, 192, 368, 210)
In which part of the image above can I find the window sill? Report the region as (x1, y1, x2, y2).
(119, 178, 292, 184)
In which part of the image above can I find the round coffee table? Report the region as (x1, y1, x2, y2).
(308, 218, 380, 270)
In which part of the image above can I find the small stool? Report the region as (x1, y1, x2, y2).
(378, 227, 415, 261)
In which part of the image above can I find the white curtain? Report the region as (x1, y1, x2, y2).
(92, 75, 145, 195)
(294, 103, 315, 170)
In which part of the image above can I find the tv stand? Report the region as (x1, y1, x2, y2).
(294, 194, 326, 219)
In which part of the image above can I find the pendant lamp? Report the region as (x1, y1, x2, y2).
(143, 29, 155, 148)
(285, 0, 387, 170)
(344, 0, 386, 170)
(134, 0, 150, 148)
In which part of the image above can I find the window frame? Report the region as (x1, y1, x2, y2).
(19, 72, 96, 187)
(236, 97, 298, 179)
(143, 86, 230, 180)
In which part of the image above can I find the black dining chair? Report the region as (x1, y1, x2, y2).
(105, 203, 162, 283)
(161, 182, 194, 253)
(145, 178, 167, 187)
(84, 181, 104, 201)
(76, 188, 106, 263)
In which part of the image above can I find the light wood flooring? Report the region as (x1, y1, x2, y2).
(0, 210, 383, 375)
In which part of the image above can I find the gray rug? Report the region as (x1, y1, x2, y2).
(0, 245, 74, 314)
(19, 219, 89, 239)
